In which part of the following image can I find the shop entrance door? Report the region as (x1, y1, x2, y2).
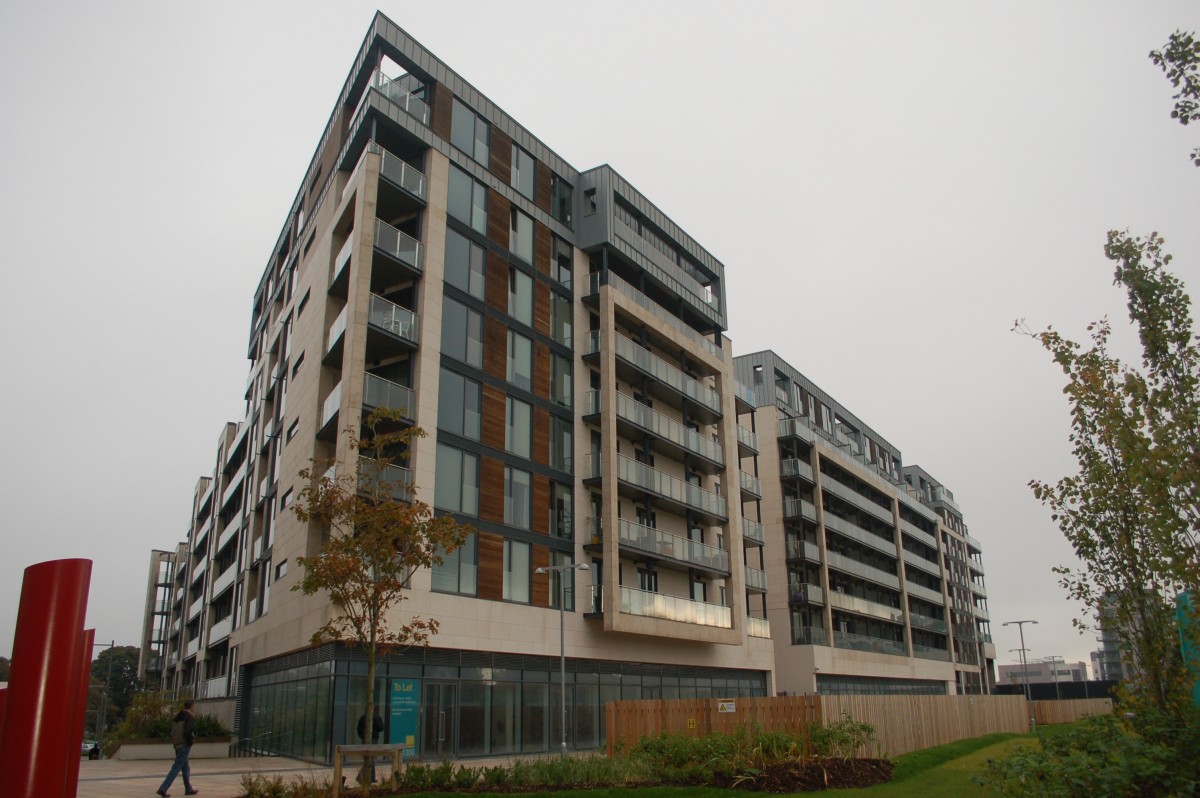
(421, 683, 457, 759)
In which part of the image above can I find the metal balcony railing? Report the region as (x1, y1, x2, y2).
(617, 518, 729, 572)
(367, 294, 420, 345)
(373, 219, 423, 273)
(616, 453, 726, 519)
(610, 332, 722, 415)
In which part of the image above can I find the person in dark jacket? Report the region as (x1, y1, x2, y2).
(356, 709, 385, 783)
(157, 698, 198, 797)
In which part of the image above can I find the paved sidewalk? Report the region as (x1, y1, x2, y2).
(76, 757, 341, 798)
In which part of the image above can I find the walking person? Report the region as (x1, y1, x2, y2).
(157, 698, 199, 797)
(356, 709, 384, 785)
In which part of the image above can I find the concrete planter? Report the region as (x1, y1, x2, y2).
(111, 737, 232, 760)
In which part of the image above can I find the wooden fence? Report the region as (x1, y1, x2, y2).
(1031, 698, 1112, 725)
(606, 693, 1043, 758)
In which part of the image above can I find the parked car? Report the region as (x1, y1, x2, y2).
(81, 740, 97, 756)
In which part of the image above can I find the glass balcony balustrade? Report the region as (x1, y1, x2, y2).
(783, 497, 818, 523)
(739, 470, 762, 497)
(821, 478, 893, 525)
(373, 144, 427, 200)
(742, 518, 765, 545)
(357, 455, 412, 501)
(902, 548, 941, 577)
(823, 513, 896, 557)
(912, 643, 951, 661)
(906, 581, 945, 605)
(833, 630, 906, 657)
(736, 425, 758, 452)
(908, 612, 949, 634)
(612, 332, 722, 415)
(825, 550, 900, 590)
(619, 586, 732, 628)
(827, 590, 906, 625)
(368, 294, 420, 345)
(777, 416, 816, 444)
(322, 381, 343, 428)
(587, 273, 724, 359)
(744, 567, 767, 591)
(616, 453, 726, 519)
(363, 373, 415, 420)
(355, 68, 430, 126)
(780, 457, 815, 483)
(590, 391, 724, 463)
(789, 582, 825, 605)
(747, 616, 771, 639)
(617, 518, 729, 573)
(792, 624, 828, 646)
(786, 538, 822, 563)
(373, 219, 424, 273)
(899, 518, 938, 548)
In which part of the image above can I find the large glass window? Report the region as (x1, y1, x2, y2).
(507, 331, 533, 391)
(437, 368, 481, 440)
(550, 416, 571, 471)
(442, 297, 483, 368)
(549, 551, 576, 611)
(505, 397, 532, 458)
(550, 174, 572, 227)
(551, 354, 572, 407)
(431, 532, 477, 595)
(508, 267, 533, 326)
(552, 236, 572, 289)
(451, 97, 489, 164)
(551, 482, 572, 540)
(503, 538, 530, 602)
(435, 444, 479, 515)
(509, 208, 534, 264)
(511, 146, 534, 200)
(550, 292, 571, 346)
(490, 682, 519, 754)
(448, 165, 487, 234)
(445, 228, 485, 299)
(504, 467, 532, 530)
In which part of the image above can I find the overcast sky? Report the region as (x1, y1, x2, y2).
(1, 1, 1197, 676)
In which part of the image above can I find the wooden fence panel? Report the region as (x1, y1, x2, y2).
(1031, 698, 1111, 725)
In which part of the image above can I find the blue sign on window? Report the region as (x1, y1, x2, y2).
(389, 679, 420, 758)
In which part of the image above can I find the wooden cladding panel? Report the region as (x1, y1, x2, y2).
(479, 456, 504, 525)
(534, 161, 552, 216)
(480, 385, 506, 451)
(482, 316, 507, 382)
(485, 251, 509, 314)
(531, 544, 550, 609)
(490, 129, 513, 185)
(487, 192, 511, 251)
(476, 531, 503, 601)
(429, 82, 453, 141)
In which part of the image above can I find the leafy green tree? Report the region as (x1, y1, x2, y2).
(0, 655, 10, 681)
(292, 410, 470, 783)
(91, 645, 142, 729)
(1150, 30, 1200, 167)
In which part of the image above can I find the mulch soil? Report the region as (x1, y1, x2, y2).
(714, 757, 895, 792)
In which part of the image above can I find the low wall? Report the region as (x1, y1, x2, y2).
(112, 737, 232, 760)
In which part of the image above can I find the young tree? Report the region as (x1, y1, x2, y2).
(1150, 30, 1200, 167)
(291, 409, 469, 781)
(1024, 230, 1199, 719)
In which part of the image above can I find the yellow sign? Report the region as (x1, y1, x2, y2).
(687, 718, 696, 729)
(717, 701, 736, 713)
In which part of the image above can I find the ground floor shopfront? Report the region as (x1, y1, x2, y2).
(241, 644, 768, 763)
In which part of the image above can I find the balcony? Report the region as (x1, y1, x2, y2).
(739, 471, 762, 500)
(608, 215, 723, 328)
(324, 305, 349, 366)
(373, 218, 423, 278)
(366, 294, 420, 356)
(198, 675, 229, 700)
(825, 551, 900, 590)
(357, 456, 413, 502)
(789, 582, 825, 606)
(355, 68, 430, 127)
(783, 497, 818, 523)
(909, 612, 950, 634)
(211, 563, 237, 598)
(786, 538, 821, 563)
(742, 518, 765, 546)
(588, 391, 723, 469)
(736, 425, 758, 456)
(319, 380, 342, 440)
(821, 477, 894, 526)
(793, 625, 828, 646)
(833, 630, 906, 657)
(194, 516, 212, 550)
(823, 513, 896, 558)
(906, 581, 945, 605)
(602, 453, 727, 522)
(166, 651, 179, 668)
(190, 556, 208, 584)
(585, 272, 724, 360)
(363, 373, 415, 422)
(591, 331, 722, 421)
(778, 416, 816, 444)
(912, 643, 951, 661)
(375, 144, 427, 202)
(970, 580, 988, 598)
(208, 616, 232, 644)
(187, 595, 203, 622)
(184, 637, 201, 659)
(745, 566, 767, 592)
(747, 616, 771, 639)
(902, 548, 941, 578)
(220, 461, 247, 511)
(828, 590, 905, 625)
(330, 235, 354, 297)
(780, 457, 815, 484)
(973, 605, 991, 622)
(619, 586, 732, 629)
(899, 518, 938, 549)
(616, 519, 730, 574)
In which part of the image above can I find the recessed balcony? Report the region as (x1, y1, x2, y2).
(789, 582, 824, 606)
(211, 563, 237, 598)
(317, 380, 342, 442)
(372, 219, 423, 284)
(357, 456, 412, 502)
(744, 566, 767, 593)
(619, 586, 732, 629)
(742, 518, 765, 547)
(363, 373, 415, 422)
(778, 416, 816, 445)
(585, 391, 723, 472)
(736, 425, 758, 456)
(825, 551, 900, 591)
(583, 272, 724, 361)
(375, 144, 427, 203)
(739, 470, 762, 501)
(366, 294, 420, 359)
(323, 305, 349, 367)
(592, 453, 727, 523)
(747, 616, 771, 639)
(912, 643, 951, 661)
(823, 513, 896, 558)
(783, 497, 818, 523)
(899, 518, 938, 549)
(909, 612, 949, 634)
(616, 518, 730, 575)
(821, 477, 894, 526)
(354, 69, 430, 127)
(786, 538, 821, 563)
(208, 616, 232, 645)
(781, 457, 815, 484)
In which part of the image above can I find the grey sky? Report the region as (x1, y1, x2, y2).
(1, 1, 1197, 675)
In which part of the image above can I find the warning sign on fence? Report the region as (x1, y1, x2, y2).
(717, 700, 736, 713)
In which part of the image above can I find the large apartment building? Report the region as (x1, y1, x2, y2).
(146, 13, 992, 762)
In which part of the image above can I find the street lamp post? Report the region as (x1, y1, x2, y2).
(1003, 620, 1038, 728)
(1044, 656, 1064, 701)
(535, 561, 589, 756)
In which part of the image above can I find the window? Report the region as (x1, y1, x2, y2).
(451, 97, 489, 164)
(550, 292, 571, 346)
(280, 488, 293, 510)
(445, 228, 485, 299)
(276, 560, 288, 579)
(691, 578, 707, 603)
(503, 539, 530, 602)
(550, 416, 571, 471)
(505, 397, 532, 458)
(511, 146, 534, 199)
(584, 188, 597, 216)
(434, 444, 479, 515)
(291, 352, 304, 378)
(550, 174, 572, 226)
(286, 419, 300, 443)
(551, 354, 572, 407)
(442, 298, 483, 368)
(432, 532, 477, 595)
(508, 267, 533, 325)
(509, 208, 533, 264)
(504, 467, 531, 530)
(297, 288, 311, 318)
(551, 236, 572, 289)
(507, 331, 532, 390)
(549, 551, 576, 610)
(638, 569, 658, 593)
(437, 368, 481, 440)
(448, 165, 487, 234)
(551, 483, 572, 539)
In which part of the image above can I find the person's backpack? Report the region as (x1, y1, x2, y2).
(169, 717, 186, 746)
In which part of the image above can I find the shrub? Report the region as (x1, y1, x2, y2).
(236, 773, 288, 798)
(452, 763, 479, 789)
(810, 713, 878, 759)
(427, 760, 455, 790)
(481, 764, 509, 788)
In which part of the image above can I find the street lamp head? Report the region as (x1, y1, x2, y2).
(534, 567, 546, 574)
(575, 563, 590, 571)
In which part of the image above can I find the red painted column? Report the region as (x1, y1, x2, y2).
(0, 558, 92, 798)
(65, 628, 95, 798)
(0, 686, 7, 750)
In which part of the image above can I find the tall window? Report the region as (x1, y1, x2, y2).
(550, 174, 573, 227)
(445, 228, 485, 298)
(505, 397, 532, 458)
(504, 467, 531, 530)
(551, 483, 572, 539)
(434, 444, 478, 515)
(551, 236, 572, 289)
(551, 354, 572, 407)
(550, 416, 571, 471)
(549, 551, 575, 610)
(506, 331, 532, 391)
(509, 208, 533, 264)
(448, 165, 487, 234)
(503, 539, 530, 603)
(511, 146, 534, 199)
(437, 368, 481, 440)
(451, 97, 489, 164)
(508, 267, 533, 326)
(550, 292, 571, 346)
(431, 533, 477, 595)
(442, 298, 483, 368)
